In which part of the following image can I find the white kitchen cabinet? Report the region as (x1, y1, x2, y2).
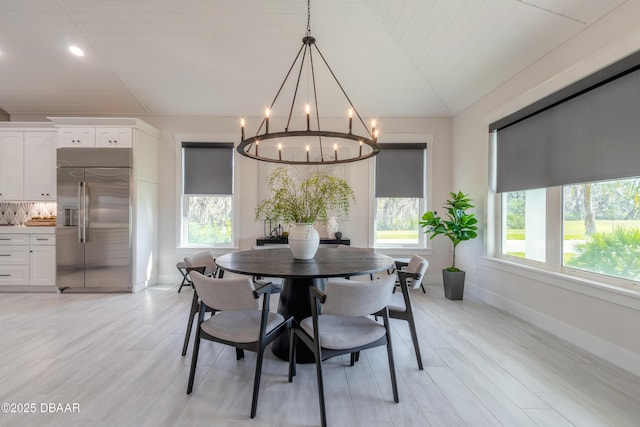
(0, 233, 30, 286)
(0, 231, 55, 288)
(96, 127, 132, 147)
(29, 234, 55, 286)
(0, 132, 25, 201)
(57, 127, 96, 147)
(24, 132, 57, 200)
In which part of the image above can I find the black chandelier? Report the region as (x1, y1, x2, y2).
(238, 0, 380, 165)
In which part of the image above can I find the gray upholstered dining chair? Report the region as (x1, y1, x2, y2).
(181, 251, 220, 356)
(389, 255, 428, 370)
(394, 256, 427, 293)
(288, 275, 398, 427)
(187, 271, 291, 419)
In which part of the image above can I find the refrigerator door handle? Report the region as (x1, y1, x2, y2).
(79, 181, 87, 243)
(83, 182, 89, 243)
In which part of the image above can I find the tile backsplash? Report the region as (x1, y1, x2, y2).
(0, 202, 57, 225)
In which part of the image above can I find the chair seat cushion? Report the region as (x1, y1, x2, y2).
(300, 315, 386, 350)
(201, 310, 285, 343)
(387, 293, 406, 312)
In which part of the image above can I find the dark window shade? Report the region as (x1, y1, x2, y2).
(496, 62, 640, 193)
(183, 143, 233, 195)
(375, 143, 426, 198)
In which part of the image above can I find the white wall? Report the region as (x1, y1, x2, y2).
(452, 1, 640, 376)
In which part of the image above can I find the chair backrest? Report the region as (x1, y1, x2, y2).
(184, 251, 217, 276)
(405, 255, 429, 289)
(190, 271, 258, 312)
(336, 244, 374, 253)
(322, 275, 395, 317)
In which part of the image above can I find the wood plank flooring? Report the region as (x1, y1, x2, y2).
(0, 283, 639, 427)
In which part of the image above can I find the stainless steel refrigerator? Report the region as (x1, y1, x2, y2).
(56, 148, 132, 291)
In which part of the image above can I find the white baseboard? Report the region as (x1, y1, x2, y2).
(466, 280, 640, 378)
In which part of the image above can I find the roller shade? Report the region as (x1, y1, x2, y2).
(494, 52, 640, 193)
(375, 143, 426, 198)
(183, 142, 233, 195)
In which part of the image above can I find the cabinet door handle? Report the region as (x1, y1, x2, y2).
(36, 238, 49, 241)
(0, 274, 10, 277)
(0, 254, 10, 256)
(0, 238, 10, 241)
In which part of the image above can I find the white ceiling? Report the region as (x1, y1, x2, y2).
(0, 0, 628, 118)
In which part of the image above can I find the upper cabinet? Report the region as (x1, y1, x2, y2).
(24, 132, 57, 200)
(58, 126, 133, 148)
(0, 132, 25, 201)
(57, 127, 96, 147)
(0, 126, 57, 202)
(96, 127, 132, 147)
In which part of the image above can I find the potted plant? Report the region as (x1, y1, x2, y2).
(419, 191, 478, 300)
(256, 167, 355, 259)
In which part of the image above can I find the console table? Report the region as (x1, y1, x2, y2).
(255, 237, 350, 246)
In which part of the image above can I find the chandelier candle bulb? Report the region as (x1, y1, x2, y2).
(256, 140, 259, 156)
(359, 140, 363, 156)
(348, 109, 353, 133)
(306, 104, 311, 130)
(278, 142, 282, 160)
(306, 145, 310, 162)
(334, 143, 338, 160)
(265, 109, 270, 134)
(241, 118, 245, 140)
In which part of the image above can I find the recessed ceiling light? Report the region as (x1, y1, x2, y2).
(69, 46, 84, 56)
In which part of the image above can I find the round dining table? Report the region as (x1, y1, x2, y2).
(215, 247, 395, 362)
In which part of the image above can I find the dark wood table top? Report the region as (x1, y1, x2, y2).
(216, 247, 394, 279)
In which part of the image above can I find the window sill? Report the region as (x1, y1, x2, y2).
(484, 256, 640, 311)
(375, 247, 433, 258)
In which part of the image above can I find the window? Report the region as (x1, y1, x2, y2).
(563, 178, 640, 281)
(181, 143, 234, 247)
(491, 51, 640, 288)
(501, 189, 546, 262)
(374, 143, 427, 248)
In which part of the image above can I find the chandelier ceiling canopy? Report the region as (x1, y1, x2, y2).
(238, 0, 380, 165)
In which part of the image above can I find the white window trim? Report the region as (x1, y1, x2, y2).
(368, 133, 433, 252)
(174, 132, 239, 250)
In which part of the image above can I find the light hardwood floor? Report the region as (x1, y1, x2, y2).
(1, 282, 639, 427)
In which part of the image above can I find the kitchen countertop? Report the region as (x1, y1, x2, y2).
(0, 226, 55, 234)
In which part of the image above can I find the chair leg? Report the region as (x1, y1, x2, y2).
(406, 312, 424, 370)
(349, 351, 361, 366)
(250, 348, 266, 418)
(187, 329, 202, 394)
(314, 352, 327, 427)
(288, 330, 297, 381)
(236, 348, 245, 360)
(384, 320, 399, 403)
(181, 293, 199, 356)
(420, 283, 426, 293)
(177, 268, 189, 293)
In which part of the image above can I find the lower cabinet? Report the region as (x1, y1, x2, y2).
(0, 233, 55, 287)
(30, 244, 55, 286)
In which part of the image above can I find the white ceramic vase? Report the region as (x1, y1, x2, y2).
(288, 223, 320, 259)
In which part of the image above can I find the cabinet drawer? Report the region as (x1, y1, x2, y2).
(30, 234, 56, 245)
(0, 246, 29, 264)
(0, 234, 30, 245)
(0, 265, 29, 285)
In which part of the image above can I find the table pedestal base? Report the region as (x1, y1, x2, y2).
(272, 277, 326, 363)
